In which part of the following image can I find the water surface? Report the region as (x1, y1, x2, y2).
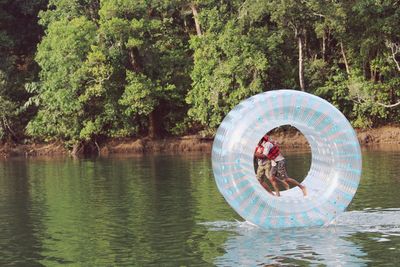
(0, 149, 399, 266)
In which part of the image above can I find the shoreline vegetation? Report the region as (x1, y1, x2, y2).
(1, 125, 400, 158)
(1, 2, 400, 159)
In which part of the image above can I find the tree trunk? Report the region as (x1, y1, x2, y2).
(148, 110, 159, 139)
(363, 60, 370, 80)
(371, 65, 379, 82)
(304, 30, 309, 59)
(388, 42, 400, 72)
(298, 34, 305, 91)
(322, 31, 326, 61)
(87, 0, 100, 21)
(128, 48, 143, 72)
(190, 3, 202, 36)
(340, 41, 350, 74)
(71, 142, 84, 157)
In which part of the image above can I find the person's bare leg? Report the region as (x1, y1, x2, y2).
(285, 177, 307, 196)
(260, 180, 275, 195)
(277, 179, 289, 190)
(257, 166, 275, 195)
(269, 177, 281, 196)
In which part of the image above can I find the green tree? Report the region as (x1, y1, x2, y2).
(27, 16, 98, 152)
(262, 0, 315, 91)
(0, 0, 47, 141)
(4, 0, 400, 147)
(28, 0, 194, 152)
(187, 1, 269, 132)
(99, 0, 193, 138)
(319, 0, 400, 127)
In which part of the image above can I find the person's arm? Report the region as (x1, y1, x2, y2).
(270, 139, 279, 146)
(254, 151, 267, 159)
(255, 143, 272, 159)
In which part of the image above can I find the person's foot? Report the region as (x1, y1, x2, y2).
(301, 186, 307, 196)
(283, 181, 290, 190)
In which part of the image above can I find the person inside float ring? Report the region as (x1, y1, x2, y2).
(254, 135, 307, 197)
(254, 141, 275, 195)
(254, 135, 288, 195)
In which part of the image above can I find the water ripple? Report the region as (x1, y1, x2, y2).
(202, 209, 400, 266)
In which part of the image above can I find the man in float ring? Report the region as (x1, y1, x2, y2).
(255, 141, 275, 195)
(255, 135, 307, 197)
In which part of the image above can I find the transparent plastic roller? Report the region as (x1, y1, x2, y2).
(212, 90, 362, 229)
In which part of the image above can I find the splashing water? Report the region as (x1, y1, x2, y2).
(201, 209, 400, 266)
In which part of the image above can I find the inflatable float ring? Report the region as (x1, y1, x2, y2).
(212, 90, 362, 229)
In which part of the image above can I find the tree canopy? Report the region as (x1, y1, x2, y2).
(1, 0, 400, 150)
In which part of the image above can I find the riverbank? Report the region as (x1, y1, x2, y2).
(0, 136, 214, 158)
(1, 125, 400, 158)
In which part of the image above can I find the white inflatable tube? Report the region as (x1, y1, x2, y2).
(212, 90, 362, 229)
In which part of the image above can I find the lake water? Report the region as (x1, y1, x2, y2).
(0, 149, 400, 266)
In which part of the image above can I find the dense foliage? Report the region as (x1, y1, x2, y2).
(1, 0, 400, 149)
(0, 0, 47, 141)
